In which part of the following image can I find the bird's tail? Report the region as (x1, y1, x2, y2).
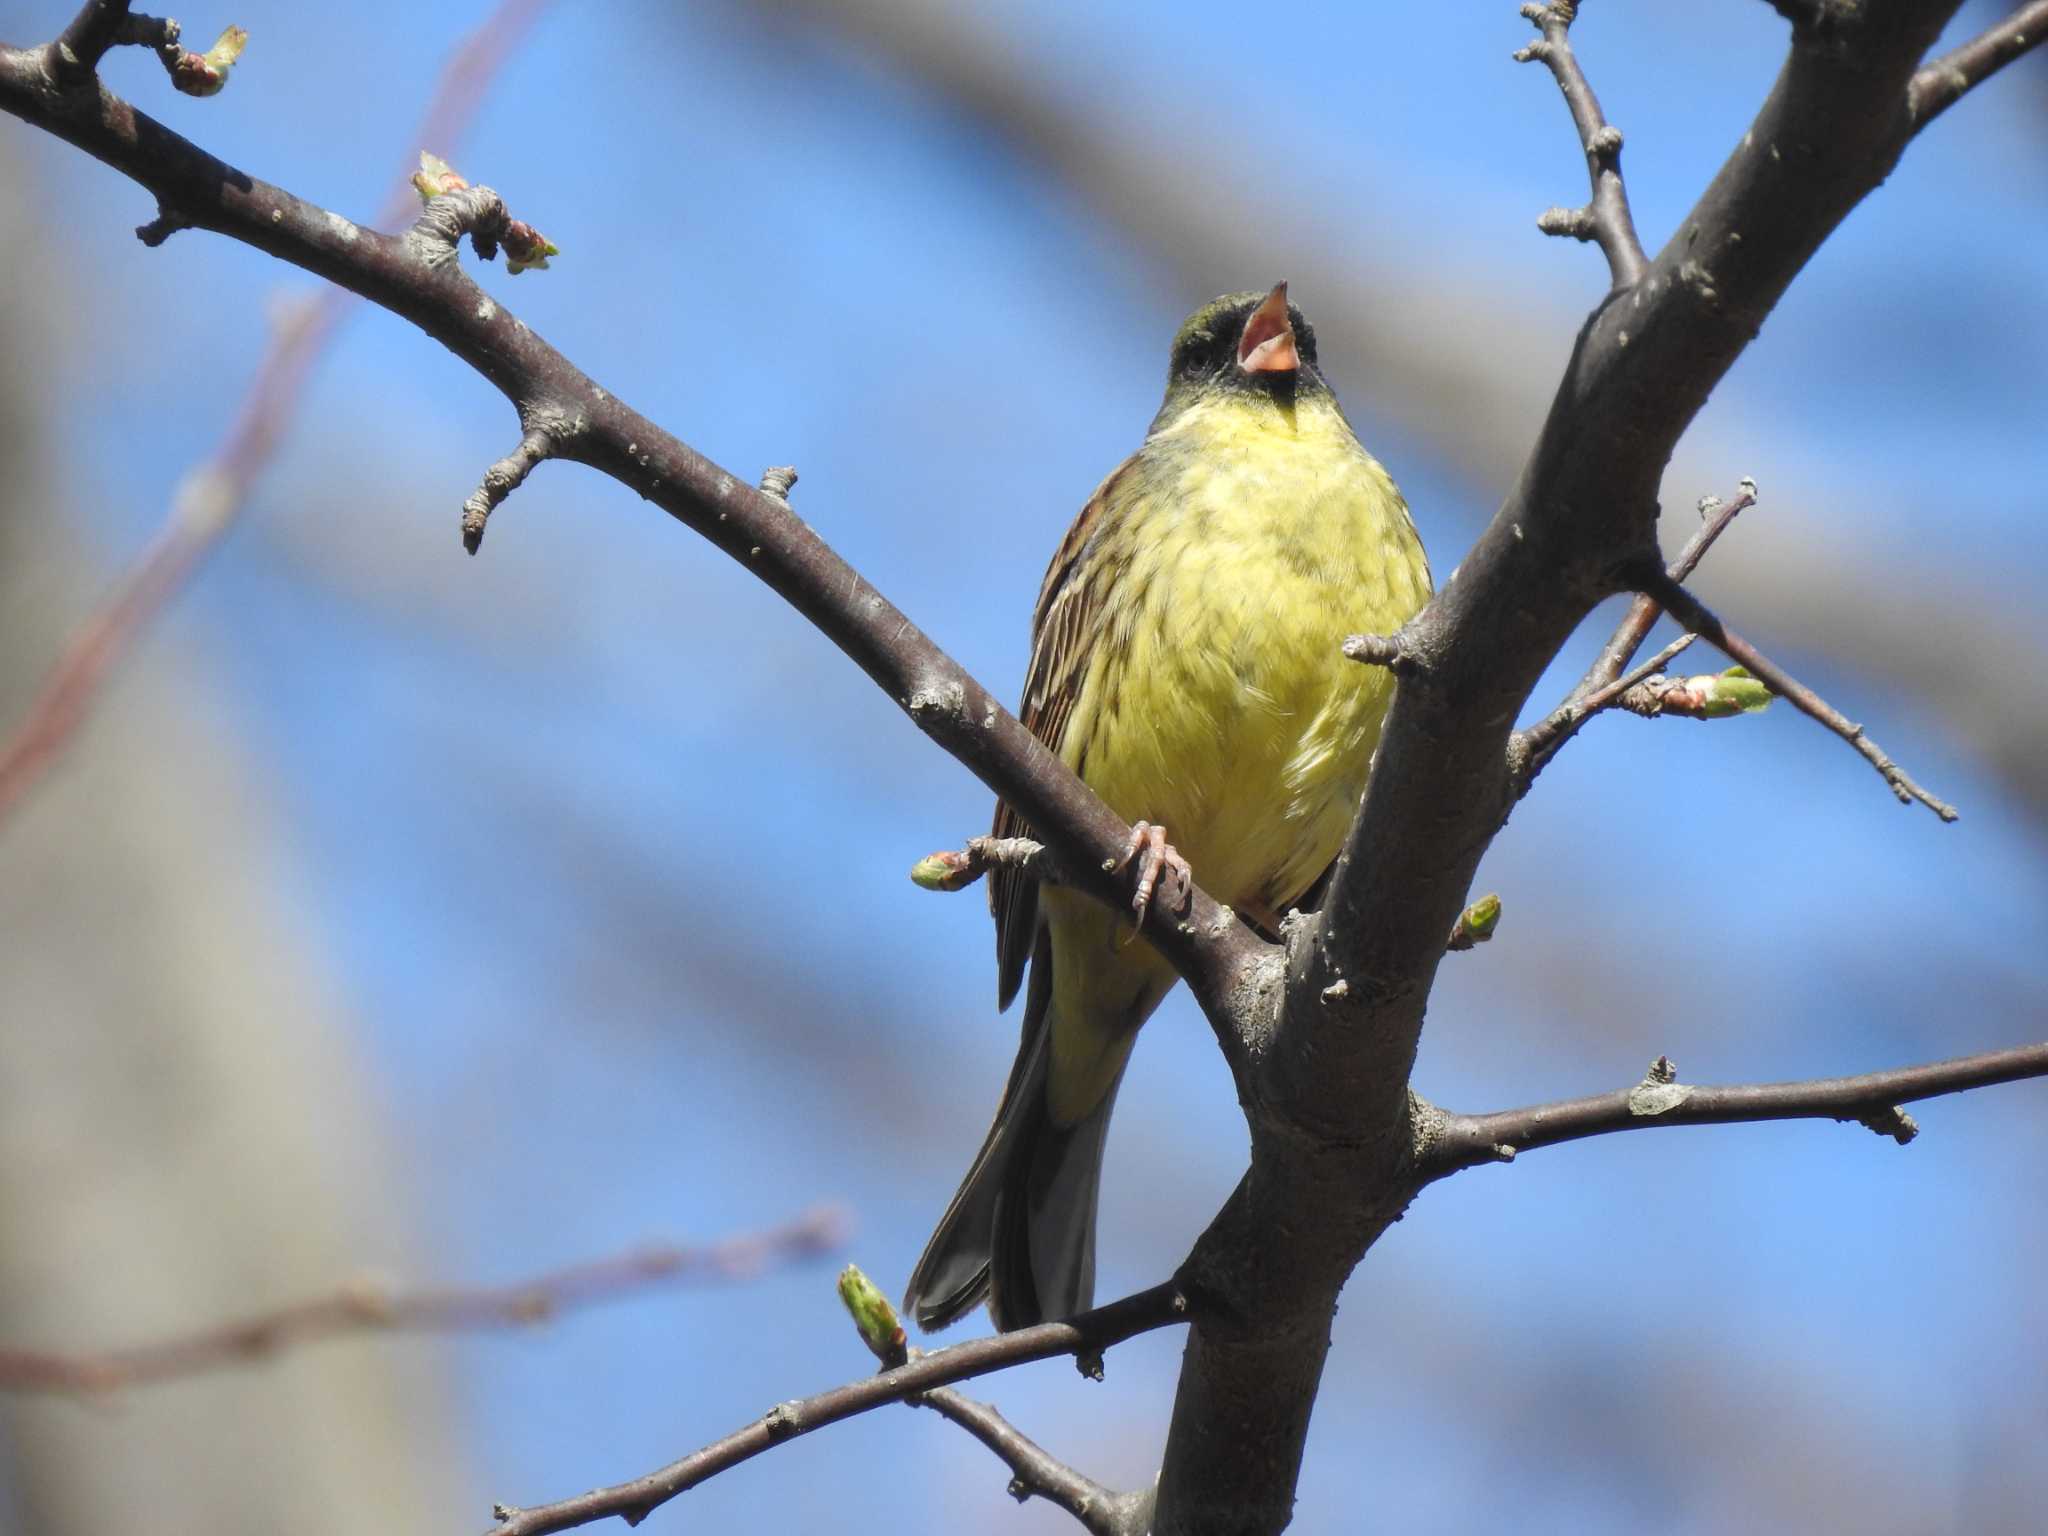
(903, 938, 1125, 1334)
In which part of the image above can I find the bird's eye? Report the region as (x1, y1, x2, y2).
(1178, 330, 1219, 376)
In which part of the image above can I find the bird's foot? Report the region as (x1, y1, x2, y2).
(1113, 821, 1193, 931)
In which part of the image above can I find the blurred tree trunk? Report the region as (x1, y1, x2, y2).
(0, 141, 467, 1534)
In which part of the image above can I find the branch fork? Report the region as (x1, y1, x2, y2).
(1507, 471, 1953, 818)
(486, 1280, 1188, 1536)
(50, 4, 245, 94)
(835, 1266, 1150, 1536)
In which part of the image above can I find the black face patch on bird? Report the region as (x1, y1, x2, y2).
(1159, 289, 1327, 411)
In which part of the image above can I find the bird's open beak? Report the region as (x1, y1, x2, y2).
(1237, 282, 1299, 375)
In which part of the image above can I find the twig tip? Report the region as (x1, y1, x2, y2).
(1342, 632, 1416, 675)
(1857, 1105, 1920, 1145)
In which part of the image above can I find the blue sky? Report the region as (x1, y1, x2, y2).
(5, 1, 2046, 1531)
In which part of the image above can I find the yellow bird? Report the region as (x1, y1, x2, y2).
(904, 285, 1432, 1332)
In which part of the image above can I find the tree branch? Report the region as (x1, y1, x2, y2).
(484, 1282, 1187, 1536)
(462, 427, 553, 551)
(50, 0, 131, 85)
(1512, 632, 1696, 786)
(917, 1389, 1151, 1536)
(1420, 1043, 2048, 1178)
(1159, 7, 1983, 1529)
(0, 0, 547, 835)
(1908, 0, 2048, 127)
(1509, 478, 1756, 787)
(831, 1264, 1146, 1536)
(908, 834, 1066, 894)
(7, 5, 2037, 1534)
(1517, 1, 1648, 288)
(1575, 479, 1757, 698)
(761, 0, 2048, 833)
(1645, 572, 1959, 820)
(0, 1207, 847, 1397)
(0, 11, 1272, 1029)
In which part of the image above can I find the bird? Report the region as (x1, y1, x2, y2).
(903, 284, 1433, 1333)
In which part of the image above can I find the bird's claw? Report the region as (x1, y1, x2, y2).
(1113, 820, 1193, 932)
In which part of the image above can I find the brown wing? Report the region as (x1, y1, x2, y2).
(990, 456, 1136, 1009)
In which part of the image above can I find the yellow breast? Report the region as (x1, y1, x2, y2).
(1063, 390, 1431, 916)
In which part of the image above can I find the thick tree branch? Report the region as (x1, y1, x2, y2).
(1645, 572, 1959, 820)
(0, 15, 1272, 1033)
(1517, 1, 1649, 288)
(0, 1207, 846, 1397)
(1908, 0, 2048, 126)
(484, 1282, 1187, 1536)
(1156, 7, 1983, 1531)
(764, 0, 2048, 832)
(7, 6, 2037, 1535)
(1420, 1044, 2048, 1178)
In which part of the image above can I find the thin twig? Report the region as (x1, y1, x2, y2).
(1509, 479, 1756, 787)
(1909, 0, 2048, 128)
(918, 1388, 1149, 1536)
(1645, 572, 1959, 821)
(405, 178, 557, 275)
(1516, 1, 1648, 288)
(485, 1282, 1188, 1536)
(1584, 632, 1696, 704)
(0, 1206, 847, 1397)
(1340, 631, 1415, 673)
(1612, 664, 1769, 720)
(910, 834, 1059, 893)
(1422, 1042, 2048, 1178)
(833, 1264, 1143, 1534)
(50, 0, 131, 85)
(1510, 636, 1700, 788)
(0, 0, 548, 835)
(462, 429, 553, 552)
(1574, 480, 1757, 698)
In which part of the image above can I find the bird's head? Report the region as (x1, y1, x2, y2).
(1155, 283, 1329, 424)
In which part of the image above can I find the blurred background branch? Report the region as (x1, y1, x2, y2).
(0, 0, 546, 833)
(1, 2, 2043, 1532)
(0, 1206, 845, 1398)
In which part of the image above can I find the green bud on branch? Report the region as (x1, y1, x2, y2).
(837, 1264, 907, 1369)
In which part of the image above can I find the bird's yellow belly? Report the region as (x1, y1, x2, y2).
(1068, 425, 1427, 916)
(1035, 395, 1429, 1125)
